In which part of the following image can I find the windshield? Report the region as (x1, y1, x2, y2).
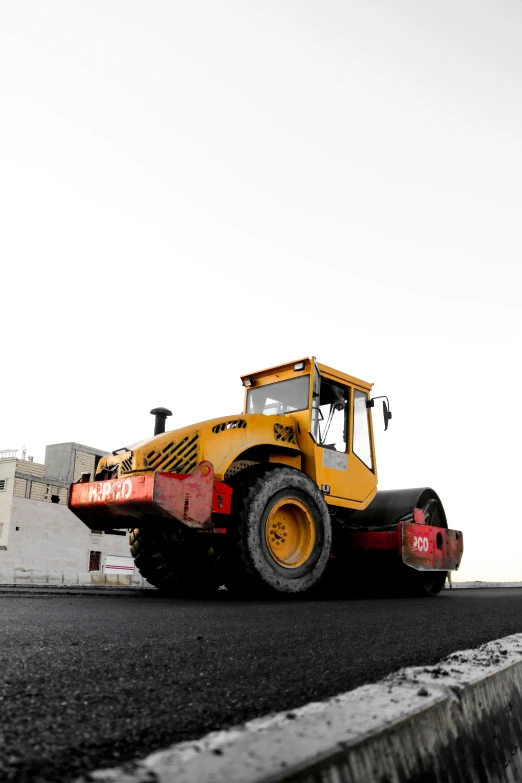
(247, 376, 310, 416)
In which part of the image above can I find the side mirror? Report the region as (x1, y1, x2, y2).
(383, 400, 392, 431)
(368, 396, 392, 431)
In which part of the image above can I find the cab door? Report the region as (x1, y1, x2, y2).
(311, 366, 351, 500)
(311, 367, 376, 506)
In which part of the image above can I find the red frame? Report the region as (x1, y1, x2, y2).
(70, 464, 463, 572)
(343, 519, 463, 571)
(69, 461, 232, 531)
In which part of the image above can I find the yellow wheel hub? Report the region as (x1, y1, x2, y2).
(265, 498, 316, 569)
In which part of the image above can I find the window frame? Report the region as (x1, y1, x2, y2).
(0, 479, 6, 492)
(311, 368, 350, 454)
(88, 550, 102, 572)
(352, 388, 375, 472)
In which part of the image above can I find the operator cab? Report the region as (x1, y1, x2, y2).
(242, 357, 382, 505)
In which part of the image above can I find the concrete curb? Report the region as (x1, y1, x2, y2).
(0, 569, 151, 587)
(82, 634, 522, 783)
(447, 581, 522, 589)
(0, 584, 153, 594)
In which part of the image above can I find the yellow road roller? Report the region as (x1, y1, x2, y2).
(69, 358, 463, 596)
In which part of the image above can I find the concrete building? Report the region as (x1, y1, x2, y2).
(0, 443, 133, 576)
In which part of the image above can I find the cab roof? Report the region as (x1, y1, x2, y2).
(241, 357, 373, 392)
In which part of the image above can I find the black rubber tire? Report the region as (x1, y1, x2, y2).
(224, 465, 332, 595)
(129, 526, 223, 596)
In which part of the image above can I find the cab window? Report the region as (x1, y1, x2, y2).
(353, 389, 373, 469)
(247, 376, 310, 416)
(311, 370, 349, 452)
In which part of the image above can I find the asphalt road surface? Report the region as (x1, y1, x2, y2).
(2, 587, 522, 782)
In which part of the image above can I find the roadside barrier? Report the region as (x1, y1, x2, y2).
(0, 569, 151, 587)
(82, 633, 522, 783)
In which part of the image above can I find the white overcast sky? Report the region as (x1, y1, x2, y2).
(1, 1, 521, 580)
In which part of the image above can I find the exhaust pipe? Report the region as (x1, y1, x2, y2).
(150, 407, 172, 436)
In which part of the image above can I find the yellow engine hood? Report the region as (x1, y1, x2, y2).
(98, 413, 301, 481)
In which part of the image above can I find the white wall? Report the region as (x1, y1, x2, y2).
(0, 460, 16, 549)
(0, 496, 131, 572)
